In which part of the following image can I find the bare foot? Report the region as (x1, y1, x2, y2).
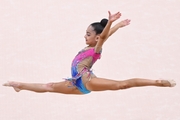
(3, 81, 21, 92)
(157, 79, 176, 87)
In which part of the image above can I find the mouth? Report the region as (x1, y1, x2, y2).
(85, 39, 88, 44)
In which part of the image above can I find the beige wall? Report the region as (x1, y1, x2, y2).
(1, 0, 180, 120)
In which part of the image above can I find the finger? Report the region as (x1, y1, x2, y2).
(125, 19, 131, 23)
(115, 12, 121, 16)
(108, 11, 111, 16)
(128, 20, 131, 24)
(127, 19, 131, 24)
(114, 12, 120, 17)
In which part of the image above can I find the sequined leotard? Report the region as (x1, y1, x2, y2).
(65, 47, 101, 94)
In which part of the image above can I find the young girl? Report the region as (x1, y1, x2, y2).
(3, 11, 176, 95)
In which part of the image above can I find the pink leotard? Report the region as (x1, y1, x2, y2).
(72, 47, 101, 68)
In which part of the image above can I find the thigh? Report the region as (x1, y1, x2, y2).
(81, 71, 97, 84)
(51, 81, 83, 95)
(85, 77, 119, 91)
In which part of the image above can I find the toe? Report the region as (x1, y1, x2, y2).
(168, 80, 176, 87)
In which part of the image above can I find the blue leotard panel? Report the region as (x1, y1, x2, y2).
(71, 66, 91, 94)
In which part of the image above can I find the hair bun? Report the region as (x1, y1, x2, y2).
(100, 18, 108, 27)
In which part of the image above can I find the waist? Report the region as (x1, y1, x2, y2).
(71, 66, 91, 78)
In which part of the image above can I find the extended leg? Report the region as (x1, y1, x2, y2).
(86, 77, 176, 91)
(3, 81, 82, 95)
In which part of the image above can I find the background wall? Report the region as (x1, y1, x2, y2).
(0, 0, 180, 120)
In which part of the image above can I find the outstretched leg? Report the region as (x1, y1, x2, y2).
(86, 77, 176, 91)
(3, 81, 82, 95)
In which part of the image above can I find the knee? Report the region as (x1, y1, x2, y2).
(45, 83, 54, 92)
(116, 82, 130, 90)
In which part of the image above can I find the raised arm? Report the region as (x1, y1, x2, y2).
(95, 11, 121, 52)
(108, 19, 131, 37)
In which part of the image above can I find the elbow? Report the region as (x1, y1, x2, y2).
(100, 35, 108, 40)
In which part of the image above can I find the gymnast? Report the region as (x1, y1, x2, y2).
(3, 11, 176, 95)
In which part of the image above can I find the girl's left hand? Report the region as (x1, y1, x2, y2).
(119, 19, 131, 27)
(108, 11, 121, 22)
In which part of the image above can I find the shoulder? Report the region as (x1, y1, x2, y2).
(94, 46, 102, 54)
(83, 46, 102, 54)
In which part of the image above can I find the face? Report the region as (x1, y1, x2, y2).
(84, 25, 99, 47)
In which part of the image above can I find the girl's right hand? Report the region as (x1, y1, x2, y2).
(108, 11, 121, 22)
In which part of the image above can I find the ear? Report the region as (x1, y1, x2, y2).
(95, 35, 100, 41)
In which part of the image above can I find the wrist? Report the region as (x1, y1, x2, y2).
(118, 23, 124, 28)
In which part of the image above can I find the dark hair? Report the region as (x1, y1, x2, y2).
(90, 18, 108, 34)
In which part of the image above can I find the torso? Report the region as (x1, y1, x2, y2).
(71, 47, 101, 83)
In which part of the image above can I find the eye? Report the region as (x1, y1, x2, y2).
(86, 31, 91, 36)
(86, 33, 90, 36)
